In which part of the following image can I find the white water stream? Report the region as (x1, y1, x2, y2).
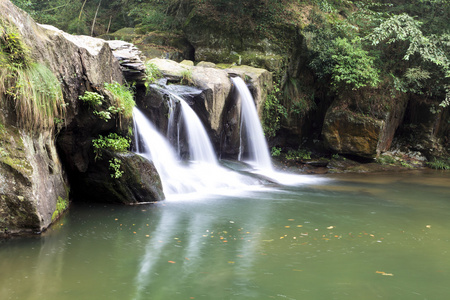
(232, 77, 273, 171)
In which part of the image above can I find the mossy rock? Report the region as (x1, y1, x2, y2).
(100, 27, 139, 42)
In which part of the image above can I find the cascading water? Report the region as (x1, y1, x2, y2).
(171, 94, 218, 165)
(133, 104, 259, 200)
(232, 77, 273, 171)
(133, 108, 193, 195)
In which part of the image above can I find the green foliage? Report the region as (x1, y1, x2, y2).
(1, 21, 65, 131)
(92, 133, 130, 160)
(286, 148, 311, 160)
(376, 154, 396, 165)
(366, 13, 449, 67)
(92, 133, 129, 179)
(104, 82, 135, 119)
(427, 157, 450, 170)
(331, 37, 380, 91)
(79, 91, 104, 107)
(109, 157, 124, 178)
(79, 83, 135, 123)
(144, 62, 161, 88)
(180, 69, 193, 85)
(51, 196, 69, 222)
(270, 146, 282, 157)
(263, 81, 287, 137)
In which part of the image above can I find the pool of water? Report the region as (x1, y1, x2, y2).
(1, 170, 449, 300)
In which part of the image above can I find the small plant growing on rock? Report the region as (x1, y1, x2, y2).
(51, 196, 69, 222)
(92, 133, 130, 179)
(92, 133, 130, 160)
(109, 157, 124, 178)
(286, 149, 311, 160)
(104, 82, 135, 118)
(79, 91, 104, 107)
(144, 61, 161, 88)
(180, 69, 193, 85)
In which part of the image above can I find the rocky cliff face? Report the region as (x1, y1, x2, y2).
(0, 1, 163, 236)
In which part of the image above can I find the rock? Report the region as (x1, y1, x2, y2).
(322, 110, 384, 158)
(106, 40, 146, 82)
(101, 29, 194, 62)
(0, 1, 165, 235)
(180, 60, 194, 66)
(73, 151, 164, 203)
(197, 61, 216, 68)
(322, 87, 408, 158)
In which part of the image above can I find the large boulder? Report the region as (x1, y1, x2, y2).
(322, 88, 408, 158)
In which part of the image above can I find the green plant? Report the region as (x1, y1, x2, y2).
(109, 157, 124, 178)
(79, 91, 104, 107)
(331, 37, 380, 91)
(92, 133, 130, 160)
(427, 158, 450, 170)
(51, 196, 69, 222)
(93, 110, 112, 121)
(92, 133, 130, 179)
(0, 147, 8, 158)
(376, 155, 396, 165)
(104, 82, 135, 118)
(180, 69, 193, 85)
(286, 149, 311, 160)
(144, 62, 161, 88)
(271, 146, 282, 157)
(263, 81, 287, 137)
(1, 22, 65, 131)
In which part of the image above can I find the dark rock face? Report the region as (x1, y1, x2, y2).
(72, 151, 164, 203)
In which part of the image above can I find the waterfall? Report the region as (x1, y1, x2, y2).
(133, 107, 258, 199)
(176, 95, 218, 165)
(133, 108, 193, 195)
(232, 77, 273, 171)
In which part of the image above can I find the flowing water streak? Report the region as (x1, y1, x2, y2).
(176, 95, 218, 165)
(133, 107, 201, 195)
(232, 77, 273, 171)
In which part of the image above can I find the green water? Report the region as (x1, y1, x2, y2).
(1, 171, 449, 300)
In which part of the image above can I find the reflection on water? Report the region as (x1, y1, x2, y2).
(1, 170, 449, 300)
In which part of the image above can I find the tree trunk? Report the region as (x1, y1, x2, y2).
(91, 0, 102, 36)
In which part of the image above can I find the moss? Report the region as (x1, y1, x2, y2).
(0, 124, 32, 176)
(51, 196, 69, 222)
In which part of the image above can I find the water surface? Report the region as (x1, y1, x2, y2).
(1, 170, 449, 300)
